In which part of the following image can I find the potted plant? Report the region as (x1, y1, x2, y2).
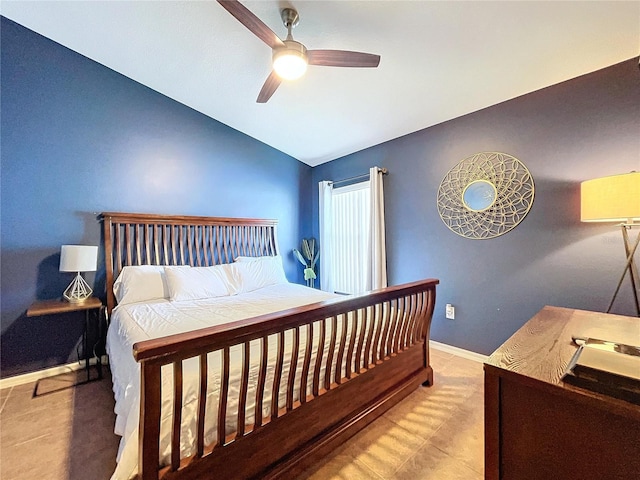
(293, 238, 319, 288)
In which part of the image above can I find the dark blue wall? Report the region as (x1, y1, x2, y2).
(312, 58, 640, 355)
(2, 16, 639, 378)
(0, 18, 312, 377)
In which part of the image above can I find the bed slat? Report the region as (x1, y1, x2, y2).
(312, 319, 325, 397)
(196, 354, 207, 457)
(405, 295, 414, 349)
(215, 227, 222, 265)
(335, 313, 348, 385)
(206, 226, 214, 265)
(380, 299, 393, 360)
(423, 289, 435, 341)
(355, 308, 367, 374)
(401, 296, 409, 350)
(411, 295, 419, 345)
(114, 226, 122, 273)
(397, 296, 407, 351)
(345, 310, 358, 379)
(300, 323, 313, 404)
(144, 224, 150, 265)
(411, 293, 424, 345)
(171, 361, 183, 471)
(325, 316, 338, 391)
(286, 327, 300, 411)
(409, 295, 418, 347)
(187, 226, 194, 266)
(194, 226, 201, 266)
(371, 302, 384, 365)
(364, 305, 376, 369)
(230, 226, 238, 259)
(392, 297, 403, 353)
(217, 347, 230, 447)
(271, 331, 285, 421)
(382, 298, 393, 358)
(254, 336, 268, 429)
(135, 225, 142, 265)
(125, 224, 132, 267)
(236, 342, 250, 438)
(220, 227, 228, 264)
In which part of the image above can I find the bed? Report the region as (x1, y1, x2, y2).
(100, 212, 438, 480)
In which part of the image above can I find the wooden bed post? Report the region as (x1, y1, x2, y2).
(139, 360, 162, 480)
(422, 288, 436, 386)
(100, 213, 116, 315)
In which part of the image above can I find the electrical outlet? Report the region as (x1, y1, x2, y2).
(445, 303, 455, 320)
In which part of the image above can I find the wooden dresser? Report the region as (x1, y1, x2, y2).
(484, 306, 640, 480)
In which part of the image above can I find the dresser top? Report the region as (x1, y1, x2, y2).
(486, 306, 639, 383)
(485, 306, 640, 418)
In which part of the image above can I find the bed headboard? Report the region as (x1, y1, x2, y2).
(98, 212, 279, 314)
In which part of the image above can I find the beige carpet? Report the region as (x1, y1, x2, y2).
(0, 349, 483, 480)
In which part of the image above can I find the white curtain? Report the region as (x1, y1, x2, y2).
(319, 181, 334, 292)
(366, 166, 387, 290)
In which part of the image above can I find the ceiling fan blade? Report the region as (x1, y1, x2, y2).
(307, 50, 380, 68)
(217, 0, 285, 50)
(257, 71, 282, 103)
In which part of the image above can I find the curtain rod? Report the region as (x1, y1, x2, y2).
(330, 167, 388, 186)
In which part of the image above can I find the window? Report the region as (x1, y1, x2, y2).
(319, 167, 387, 295)
(331, 181, 370, 294)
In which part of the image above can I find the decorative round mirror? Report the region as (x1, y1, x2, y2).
(462, 180, 497, 212)
(437, 152, 535, 239)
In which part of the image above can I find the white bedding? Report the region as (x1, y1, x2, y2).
(107, 282, 339, 480)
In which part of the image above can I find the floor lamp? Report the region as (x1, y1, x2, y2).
(581, 172, 640, 316)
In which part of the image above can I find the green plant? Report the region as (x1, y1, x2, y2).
(293, 238, 319, 288)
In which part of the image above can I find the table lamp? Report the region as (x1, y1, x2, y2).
(59, 245, 98, 303)
(581, 171, 640, 315)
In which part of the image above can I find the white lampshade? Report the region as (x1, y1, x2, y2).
(59, 245, 98, 272)
(581, 172, 640, 223)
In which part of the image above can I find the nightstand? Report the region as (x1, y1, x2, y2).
(27, 297, 104, 383)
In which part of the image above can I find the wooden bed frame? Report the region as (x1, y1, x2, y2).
(100, 212, 438, 480)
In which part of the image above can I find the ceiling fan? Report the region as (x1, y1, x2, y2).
(217, 0, 381, 103)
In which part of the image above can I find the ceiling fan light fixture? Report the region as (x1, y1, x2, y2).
(217, 1, 380, 102)
(273, 41, 308, 80)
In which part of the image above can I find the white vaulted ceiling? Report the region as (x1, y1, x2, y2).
(1, 1, 639, 166)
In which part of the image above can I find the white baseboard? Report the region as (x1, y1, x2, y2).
(1, 343, 484, 389)
(0, 356, 109, 390)
(430, 340, 488, 363)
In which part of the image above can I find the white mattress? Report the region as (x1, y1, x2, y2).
(107, 283, 338, 480)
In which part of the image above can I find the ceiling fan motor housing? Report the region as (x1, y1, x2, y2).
(280, 8, 300, 29)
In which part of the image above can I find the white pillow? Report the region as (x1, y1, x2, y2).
(113, 265, 188, 305)
(164, 264, 237, 301)
(234, 255, 283, 263)
(231, 255, 288, 293)
(234, 256, 262, 262)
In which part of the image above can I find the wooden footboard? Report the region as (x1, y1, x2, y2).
(134, 279, 437, 480)
(99, 212, 438, 480)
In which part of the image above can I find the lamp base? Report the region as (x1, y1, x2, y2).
(63, 273, 93, 303)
